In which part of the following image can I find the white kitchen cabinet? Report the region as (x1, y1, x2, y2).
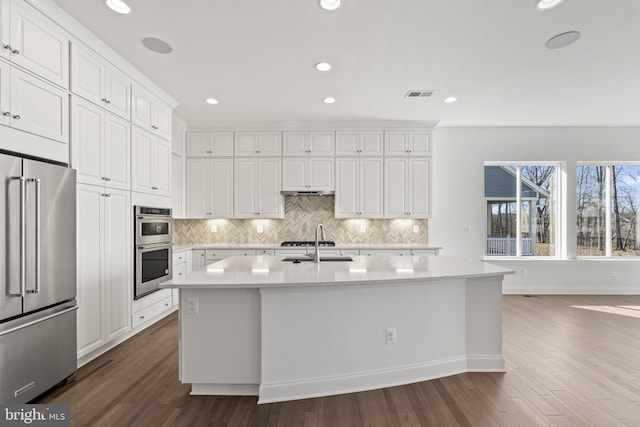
(234, 131, 281, 156)
(77, 184, 131, 358)
(0, 64, 69, 143)
(0, 0, 69, 89)
(335, 157, 383, 218)
(72, 97, 130, 190)
(71, 43, 131, 120)
(384, 157, 431, 218)
(131, 127, 171, 196)
(234, 158, 284, 218)
(359, 249, 411, 256)
(384, 131, 432, 156)
(336, 131, 383, 156)
(192, 249, 205, 271)
(171, 119, 185, 155)
(282, 131, 335, 156)
(171, 154, 183, 217)
(282, 157, 334, 192)
(186, 158, 233, 218)
(206, 249, 254, 261)
(186, 131, 234, 157)
(172, 252, 188, 307)
(131, 84, 172, 140)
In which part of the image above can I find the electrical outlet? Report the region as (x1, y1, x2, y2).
(257, 225, 264, 233)
(210, 224, 218, 233)
(186, 297, 199, 315)
(385, 328, 397, 344)
(413, 225, 420, 233)
(611, 269, 617, 277)
(359, 225, 366, 233)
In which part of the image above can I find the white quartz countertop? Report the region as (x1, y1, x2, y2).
(160, 255, 514, 289)
(172, 244, 442, 253)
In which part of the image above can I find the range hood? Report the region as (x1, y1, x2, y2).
(281, 190, 335, 197)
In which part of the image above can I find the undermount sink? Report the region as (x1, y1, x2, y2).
(282, 256, 353, 263)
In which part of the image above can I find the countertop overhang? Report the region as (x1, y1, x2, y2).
(161, 255, 515, 289)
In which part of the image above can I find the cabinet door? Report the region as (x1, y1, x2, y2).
(131, 128, 153, 193)
(234, 131, 258, 156)
(104, 66, 130, 120)
(186, 132, 210, 157)
(131, 85, 153, 130)
(0, 0, 9, 61)
(171, 121, 183, 155)
(336, 131, 358, 155)
(0, 60, 9, 126)
(335, 158, 358, 217)
(360, 158, 384, 217)
(409, 158, 430, 218)
(153, 140, 171, 196)
(103, 113, 130, 190)
(76, 184, 105, 357)
(71, 98, 103, 186)
(257, 158, 283, 218)
(210, 158, 234, 217)
(10, 68, 69, 143)
(104, 188, 131, 341)
(384, 158, 408, 217)
(234, 158, 258, 217)
(171, 154, 182, 218)
(185, 158, 209, 217)
(409, 132, 431, 156)
(308, 157, 334, 191)
(259, 132, 281, 155)
(308, 131, 334, 155)
(70, 44, 104, 105)
(384, 131, 408, 156)
(211, 132, 234, 156)
(192, 250, 205, 271)
(282, 132, 308, 155)
(282, 157, 307, 190)
(360, 131, 384, 155)
(153, 101, 172, 140)
(10, 2, 69, 88)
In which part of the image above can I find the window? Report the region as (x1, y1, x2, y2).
(485, 163, 559, 257)
(576, 164, 640, 257)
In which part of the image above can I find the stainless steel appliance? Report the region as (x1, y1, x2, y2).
(280, 240, 336, 247)
(134, 206, 172, 300)
(0, 153, 77, 403)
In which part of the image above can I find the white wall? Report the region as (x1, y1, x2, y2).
(430, 127, 640, 294)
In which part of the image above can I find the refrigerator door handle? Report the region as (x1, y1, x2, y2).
(9, 176, 26, 297)
(26, 178, 41, 293)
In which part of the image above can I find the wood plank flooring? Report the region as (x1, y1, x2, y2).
(36, 295, 640, 426)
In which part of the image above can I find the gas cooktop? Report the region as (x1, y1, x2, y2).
(280, 241, 336, 247)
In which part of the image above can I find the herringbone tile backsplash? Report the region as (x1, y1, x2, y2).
(174, 197, 428, 244)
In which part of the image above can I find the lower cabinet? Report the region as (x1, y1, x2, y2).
(76, 184, 131, 358)
(172, 251, 189, 307)
(131, 291, 173, 329)
(192, 249, 205, 271)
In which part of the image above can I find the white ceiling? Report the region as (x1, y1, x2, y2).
(50, 0, 640, 128)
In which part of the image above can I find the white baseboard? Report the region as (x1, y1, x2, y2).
(191, 384, 259, 396)
(503, 287, 640, 295)
(466, 354, 505, 372)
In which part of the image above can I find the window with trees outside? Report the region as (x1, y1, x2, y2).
(576, 164, 640, 257)
(484, 163, 559, 257)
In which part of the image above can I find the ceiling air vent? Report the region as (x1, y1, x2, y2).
(405, 90, 434, 98)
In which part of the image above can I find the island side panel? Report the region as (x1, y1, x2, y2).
(180, 288, 261, 394)
(259, 279, 468, 403)
(465, 276, 505, 371)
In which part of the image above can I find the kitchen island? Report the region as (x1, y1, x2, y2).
(161, 255, 514, 403)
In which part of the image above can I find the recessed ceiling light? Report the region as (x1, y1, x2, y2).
(315, 62, 332, 72)
(319, 0, 341, 11)
(444, 97, 457, 103)
(205, 98, 218, 105)
(105, 0, 130, 14)
(142, 37, 173, 54)
(322, 97, 336, 104)
(545, 31, 581, 49)
(536, 0, 565, 11)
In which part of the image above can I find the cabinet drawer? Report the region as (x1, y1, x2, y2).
(173, 262, 187, 279)
(173, 252, 187, 265)
(205, 249, 253, 260)
(132, 296, 172, 328)
(359, 249, 411, 256)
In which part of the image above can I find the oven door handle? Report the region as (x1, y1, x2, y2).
(137, 242, 174, 251)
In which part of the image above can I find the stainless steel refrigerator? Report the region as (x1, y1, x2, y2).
(0, 153, 77, 403)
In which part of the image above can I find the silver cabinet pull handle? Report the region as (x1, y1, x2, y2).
(11, 49, 19, 55)
(101, 98, 107, 103)
(12, 115, 20, 120)
(3, 44, 10, 50)
(2, 111, 10, 116)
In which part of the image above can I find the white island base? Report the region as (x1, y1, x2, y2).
(165, 255, 513, 404)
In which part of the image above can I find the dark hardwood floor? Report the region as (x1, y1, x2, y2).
(36, 295, 640, 426)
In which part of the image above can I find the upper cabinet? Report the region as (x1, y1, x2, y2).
(384, 158, 431, 218)
(234, 158, 284, 218)
(131, 84, 172, 140)
(384, 131, 432, 156)
(282, 131, 334, 156)
(71, 43, 131, 120)
(0, 0, 70, 89)
(131, 127, 171, 196)
(186, 131, 234, 157)
(336, 131, 384, 156)
(234, 131, 281, 156)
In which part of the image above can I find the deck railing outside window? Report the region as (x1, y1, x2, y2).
(486, 237, 533, 256)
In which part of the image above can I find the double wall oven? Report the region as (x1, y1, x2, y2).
(134, 206, 173, 300)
